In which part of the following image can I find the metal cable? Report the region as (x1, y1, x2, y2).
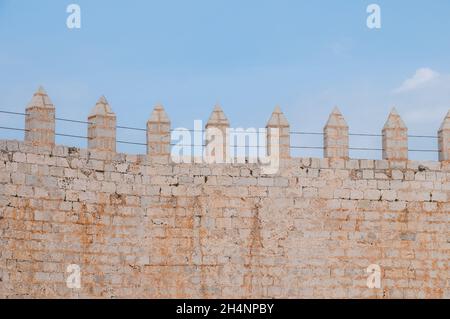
(0, 125, 441, 152)
(0, 109, 440, 138)
(56, 117, 92, 125)
(117, 140, 146, 146)
(0, 109, 441, 151)
(0, 110, 28, 116)
(55, 133, 90, 139)
(117, 125, 146, 132)
(0, 126, 29, 132)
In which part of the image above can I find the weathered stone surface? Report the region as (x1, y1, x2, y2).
(205, 105, 230, 163)
(324, 107, 349, 159)
(147, 104, 171, 162)
(25, 86, 55, 147)
(266, 106, 290, 160)
(438, 110, 450, 161)
(382, 108, 408, 161)
(0, 139, 448, 299)
(88, 96, 116, 153)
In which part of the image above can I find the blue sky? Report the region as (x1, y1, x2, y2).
(1, 0, 449, 159)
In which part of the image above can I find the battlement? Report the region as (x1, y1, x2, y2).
(16, 87, 450, 164)
(0, 87, 449, 299)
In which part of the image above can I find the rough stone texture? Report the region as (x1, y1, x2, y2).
(147, 105, 171, 163)
(438, 110, 450, 162)
(25, 87, 55, 148)
(266, 106, 290, 160)
(383, 108, 408, 161)
(88, 97, 116, 153)
(0, 140, 448, 299)
(324, 108, 349, 159)
(205, 105, 230, 163)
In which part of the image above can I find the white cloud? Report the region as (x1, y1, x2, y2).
(393, 68, 440, 93)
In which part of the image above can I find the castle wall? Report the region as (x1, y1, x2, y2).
(0, 139, 448, 299)
(0, 87, 449, 299)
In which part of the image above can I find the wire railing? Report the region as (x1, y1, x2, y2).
(0, 109, 440, 153)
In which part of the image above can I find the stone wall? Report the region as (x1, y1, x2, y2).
(0, 139, 448, 299)
(0, 87, 449, 299)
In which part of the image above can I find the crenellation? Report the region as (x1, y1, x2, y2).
(24, 87, 55, 148)
(324, 108, 349, 159)
(266, 106, 290, 160)
(1, 94, 450, 299)
(147, 104, 171, 162)
(205, 105, 230, 163)
(87, 96, 116, 153)
(438, 110, 450, 161)
(382, 108, 408, 161)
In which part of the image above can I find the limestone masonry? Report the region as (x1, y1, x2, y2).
(0, 87, 449, 298)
